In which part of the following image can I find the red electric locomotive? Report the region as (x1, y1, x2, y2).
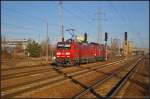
(54, 33, 106, 66)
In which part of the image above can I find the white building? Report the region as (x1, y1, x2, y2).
(1, 39, 28, 50)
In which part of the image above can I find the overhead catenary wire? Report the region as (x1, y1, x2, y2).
(109, 2, 135, 34)
(57, 2, 92, 38)
(2, 7, 59, 45)
(4, 2, 95, 43)
(62, 7, 96, 41)
(2, 23, 40, 36)
(109, 2, 126, 24)
(1, 22, 42, 32)
(108, 2, 142, 48)
(2, 7, 46, 44)
(3, 7, 47, 23)
(59, 1, 64, 42)
(73, 7, 93, 23)
(123, 5, 145, 49)
(1, 22, 42, 41)
(73, 6, 98, 35)
(3, 7, 59, 28)
(58, 1, 101, 42)
(63, 7, 92, 25)
(112, 2, 143, 38)
(113, 3, 145, 49)
(3, 2, 98, 56)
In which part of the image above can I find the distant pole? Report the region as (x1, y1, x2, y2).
(118, 39, 121, 56)
(38, 32, 41, 58)
(105, 32, 108, 61)
(59, 1, 64, 42)
(46, 22, 49, 63)
(106, 42, 107, 61)
(4, 32, 6, 49)
(38, 32, 40, 43)
(124, 32, 128, 60)
(51, 49, 53, 61)
(96, 9, 101, 44)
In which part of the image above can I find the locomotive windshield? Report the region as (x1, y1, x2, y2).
(57, 43, 71, 49)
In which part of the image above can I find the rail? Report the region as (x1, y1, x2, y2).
(72, 56, 143, 98)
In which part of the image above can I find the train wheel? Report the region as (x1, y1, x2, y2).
(86, 59, 89, 64)
(77, 59, 81, 66)
(74, 60, 78, 66)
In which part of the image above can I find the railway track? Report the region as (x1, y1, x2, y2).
(12, 56, 142, 98)
(2, 57, 125, 80)
(1, 58, 126, 90)
(73, 56, 143, 98)
(2, 57, 124, 71)
(2, 63, 49, 71)
(1, 59, 48, 70)
(13, 57, 141, 98)
(1, 56, 137, 98)
(1, 66, 53, 80)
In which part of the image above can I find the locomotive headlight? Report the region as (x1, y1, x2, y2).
(66, 52, 70, 55)
(56, 52, 61, 55)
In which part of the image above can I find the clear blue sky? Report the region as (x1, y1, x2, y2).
(1, 1, 149, 49)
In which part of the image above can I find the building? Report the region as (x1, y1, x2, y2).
(110, 39, 120, 56)
(123, 41, 133, 56)
(132, 48, 146, 55)
(2, 39, 28, 49)
(1, 39, 29, 56)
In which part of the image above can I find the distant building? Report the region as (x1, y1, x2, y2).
(132, 48, 146, 55)
(1, 39, 30, 56)
(123, 41, 133, 56)
(110, 39, 120, 56)
(1, 39, 28, 50)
